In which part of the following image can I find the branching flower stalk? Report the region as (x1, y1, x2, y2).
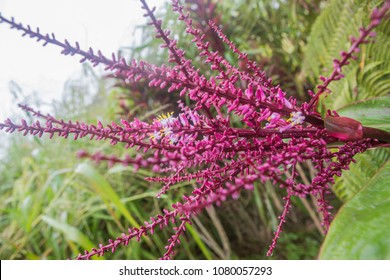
(0, 0, 389, 259)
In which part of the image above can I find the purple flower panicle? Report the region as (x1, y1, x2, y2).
(0, 0, 389, 259)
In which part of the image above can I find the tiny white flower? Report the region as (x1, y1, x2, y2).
(288, 111, 305, 125)
(149, 131, 162, 140)
(161, 126, 173, 136)
(168, 134, 179, 144)
(157, 112, 176, 127)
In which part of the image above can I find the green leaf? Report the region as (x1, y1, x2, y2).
(74, 163, 139, 228)
(75, 163, 156, 249)
(332, 149, 390, 201)
(319, 160, 390, 259)
(41, 215, 96, 254)
(337, 95, 390, 132)
(185, 224, 213, 260)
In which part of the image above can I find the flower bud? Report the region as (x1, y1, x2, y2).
(325, 116, 363, 141)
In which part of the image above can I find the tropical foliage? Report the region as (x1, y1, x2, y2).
(0, 0, 389, 260)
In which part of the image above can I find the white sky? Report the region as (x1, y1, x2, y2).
(0, 0, 166, 120)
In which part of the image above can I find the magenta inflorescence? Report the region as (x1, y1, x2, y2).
(0, 0, 389, 259)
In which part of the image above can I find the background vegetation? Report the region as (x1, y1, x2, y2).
(0, 0, 388, 259)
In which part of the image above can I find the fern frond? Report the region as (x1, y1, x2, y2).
(333, 149, 390, 201)
(303, 0, 389, 113)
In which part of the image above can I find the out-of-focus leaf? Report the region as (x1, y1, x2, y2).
(74, 163, 139, 228)
(320, 161, 390, 259)
(185, 224, 213, 260)
(337, 95, 390, 132)
(41, 215, 96, 254)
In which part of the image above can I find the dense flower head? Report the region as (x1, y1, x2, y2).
(0, 0, 389, 259)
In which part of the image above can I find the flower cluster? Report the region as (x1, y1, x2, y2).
(0, 0, 389, 259)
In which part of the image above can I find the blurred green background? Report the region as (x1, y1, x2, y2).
(1, 0, 389, 260)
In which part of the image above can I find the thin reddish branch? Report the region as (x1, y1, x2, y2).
(266, 192, 292, 257)
(306, 0, 390, 112)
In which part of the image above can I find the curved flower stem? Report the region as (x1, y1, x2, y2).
(362, 126, 390, 143)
